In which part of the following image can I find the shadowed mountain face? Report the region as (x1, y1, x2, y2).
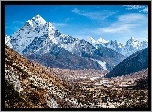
(24, 45, 102, 70)
(105, 48, 148, 78)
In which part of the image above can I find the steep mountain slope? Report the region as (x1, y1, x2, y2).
(105, 48, 148, 78)
(8, 14, 125, 71)
(24, 44, 102, 70)
(4, 45, 108, 108)
(10, 15, 57, 54)
(5, 45, 99, 108)
(5, 45, 75, 108)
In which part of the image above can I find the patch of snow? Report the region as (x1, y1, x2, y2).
(97, 37, 109, 44)
(96, 60, 107, 70)
(87, 36, 97, 44)
(90, 58, 107, 70)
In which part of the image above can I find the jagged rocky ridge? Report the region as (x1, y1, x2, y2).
(88, 37, 148, 57)
(7, 14, 125, 71)
(105, 48, 148, 78)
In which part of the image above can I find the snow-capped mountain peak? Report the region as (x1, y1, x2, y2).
(10, 15, 51, 54)
(87, 36, 96, 44)
(97, 37, 109, 44)
(126, 37, 140, 47)
(131, 36, 135, 40)
(86, 36, 148, 57)
(26, 14, 46, 28)
(31, 14, 46, 25)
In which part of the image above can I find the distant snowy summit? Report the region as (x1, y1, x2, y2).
(87, 36, 148, 57)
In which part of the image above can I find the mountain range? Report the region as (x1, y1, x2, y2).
(88, 36, 148, 57)
(5, 14, 126, 71)
(5, 14, 148, 72)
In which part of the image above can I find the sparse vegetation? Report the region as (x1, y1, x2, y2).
(5, 45, 148, 108)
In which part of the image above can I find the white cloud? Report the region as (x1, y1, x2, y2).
(85, 13, 148, 44)
(117, 13, 147, 23)
(139, 7, 148, 13)
(123, 5, 145, 10)
(72, 8, 79, 13)
(95, 24, 136, 33)
(65, 18, 71, 22)
(91, 13, 147, 34)
(72, 8, 117, 20)
(123, 5, 148, 13)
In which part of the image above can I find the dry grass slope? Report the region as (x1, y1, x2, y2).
(5, 45, 149, 108)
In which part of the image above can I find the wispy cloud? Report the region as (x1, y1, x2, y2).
(13, 21, 24, 24)
(68, 12, 147, 44)
(64, 18, 72, 22)
(123, 5, 148, 13)
(91, 13, 147, 34)
(72, 8, 117, 20)
(94, 24, 137, 33)
(117, 13, 147, 23)
(72, 8, 79, 13)
(52, 22, 67, 27)
(123, 5, 145, 10)
(139, 7, 148, 13)
(6, 26, 19, 30)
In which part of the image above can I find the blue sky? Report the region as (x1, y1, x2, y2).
(5, 5, 148, 44)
